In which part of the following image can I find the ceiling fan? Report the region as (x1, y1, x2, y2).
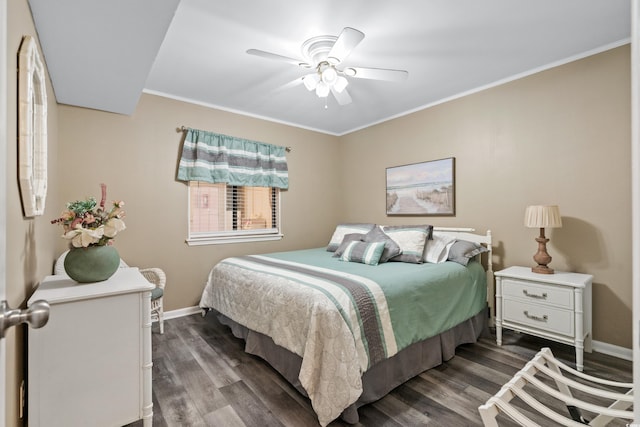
(247, 27, 408, 106)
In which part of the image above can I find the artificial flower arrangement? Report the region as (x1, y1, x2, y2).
(51, 184, 126, 248)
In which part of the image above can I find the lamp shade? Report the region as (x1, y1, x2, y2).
(524, 205, 562, 228)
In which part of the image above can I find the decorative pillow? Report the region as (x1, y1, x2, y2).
(363, 226, 402, 263)
(333, 233, 366, 257)
(447, 240, 489, 266)
(382, 225, 433, 264)
(326, 223, 376, 252)
(423, 233, 457, 263)
(338, 241, 386, 266)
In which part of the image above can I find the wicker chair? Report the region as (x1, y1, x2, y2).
(54, 251, 166, 334)
(139, 267, 166, 334)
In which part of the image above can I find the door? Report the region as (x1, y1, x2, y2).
(633, 0, 640, 423)
(0, 0, 8, 424)
(0, 0, 8, 426)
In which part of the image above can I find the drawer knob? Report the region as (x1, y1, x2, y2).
(523, 310, 548, 322)
(523, 290, 547, 299)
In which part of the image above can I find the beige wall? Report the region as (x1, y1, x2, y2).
(6, 0, 61, 425)
(57, 94, 341, 311)
(339, 46, 632, 348)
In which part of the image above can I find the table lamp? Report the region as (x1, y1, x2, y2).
(524, 205, 562, 274)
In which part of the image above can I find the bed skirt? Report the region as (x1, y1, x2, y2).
(209, 307, 488, 424)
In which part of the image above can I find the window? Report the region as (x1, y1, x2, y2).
(187, 181, 282, 245)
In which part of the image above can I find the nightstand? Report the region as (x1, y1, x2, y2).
(495, 266, 593, 371)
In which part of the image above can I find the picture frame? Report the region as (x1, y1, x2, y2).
(386, 157, 455, 216)
(18, 35, 48, 217)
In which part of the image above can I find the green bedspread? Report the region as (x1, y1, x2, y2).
(265, 247, 487, 352)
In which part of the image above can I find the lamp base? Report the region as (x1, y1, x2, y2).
(531, 229, 554, 274)
(532, 265, 554, 274)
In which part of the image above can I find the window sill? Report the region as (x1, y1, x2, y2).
(186, 233, 284, 246)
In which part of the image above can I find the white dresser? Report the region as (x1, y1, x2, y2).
(495, 266, 592, 371)
(27, 268, 155, 427)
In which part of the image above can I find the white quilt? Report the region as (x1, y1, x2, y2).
(199, 255, 398, 426)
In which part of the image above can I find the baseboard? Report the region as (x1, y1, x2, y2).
(592, 339, 632, 361)
(164, 305, 202, 320)
(161, 307, 634, 362)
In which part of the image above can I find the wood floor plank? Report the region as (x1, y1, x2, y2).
(234, 356, 324, 427)
(443, 353, 514, 391)
(390, 380, 481, 427)
(184, 323, 243, 388)
(372, 393, 432, 426)
(410, 372, 486, 425)
(141, 314, 632, 427)
(203, 405, 248, 427)
(219, 380, 286, 427)
(352, 404, 402, 427)
(151, 354, 210, 426)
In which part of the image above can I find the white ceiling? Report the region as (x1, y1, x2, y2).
(28, 0, 630, 136)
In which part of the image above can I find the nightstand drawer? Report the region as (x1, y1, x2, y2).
(502, 278, 573, 309)
(503, 298, 574, 337)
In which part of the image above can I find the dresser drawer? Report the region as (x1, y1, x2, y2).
(503, 298, 574, 337)
(502, 278, 573, 310)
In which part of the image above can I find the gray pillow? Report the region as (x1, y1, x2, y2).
(447, 240, 489, 266)
(333, 233, 366, 257)
(326, 223, 376, 252)
(382, 225, 433, 264)
(363, 226, 402, 263)
(337, 241, 386, 266)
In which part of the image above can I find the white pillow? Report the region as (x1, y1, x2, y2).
(326, 223, 375, 252)
(423, 233, 456, 263)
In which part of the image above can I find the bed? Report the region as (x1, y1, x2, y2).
(199, 225, 494, 426)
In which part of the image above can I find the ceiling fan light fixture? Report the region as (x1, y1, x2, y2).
(333, 76, 348, 93)
(303, 74, 319, 91)
(321, 67, 338, 85)
(315, 81, 330, 98)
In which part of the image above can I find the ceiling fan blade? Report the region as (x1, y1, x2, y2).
(279, 77, 305, 91)
(345, 67, 408, 82)
(327, 27, 364, 65)
(246, 49, 310, 68)
(331, 86, 352, 106)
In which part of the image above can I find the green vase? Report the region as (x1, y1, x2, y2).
(64, 245, 120, 283)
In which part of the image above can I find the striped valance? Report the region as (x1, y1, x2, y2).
(177, 128, 289, 189)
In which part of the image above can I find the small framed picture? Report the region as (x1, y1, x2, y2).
(386, 157, 455, 216)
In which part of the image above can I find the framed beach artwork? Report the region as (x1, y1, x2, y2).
(386, 157, 455, 216)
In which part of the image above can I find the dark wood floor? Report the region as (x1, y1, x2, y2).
(134, 313, 632, 427)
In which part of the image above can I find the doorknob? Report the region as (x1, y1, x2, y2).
(0, 299, 50, 339)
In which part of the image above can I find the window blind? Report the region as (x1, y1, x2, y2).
(189, 182, 279, 237)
